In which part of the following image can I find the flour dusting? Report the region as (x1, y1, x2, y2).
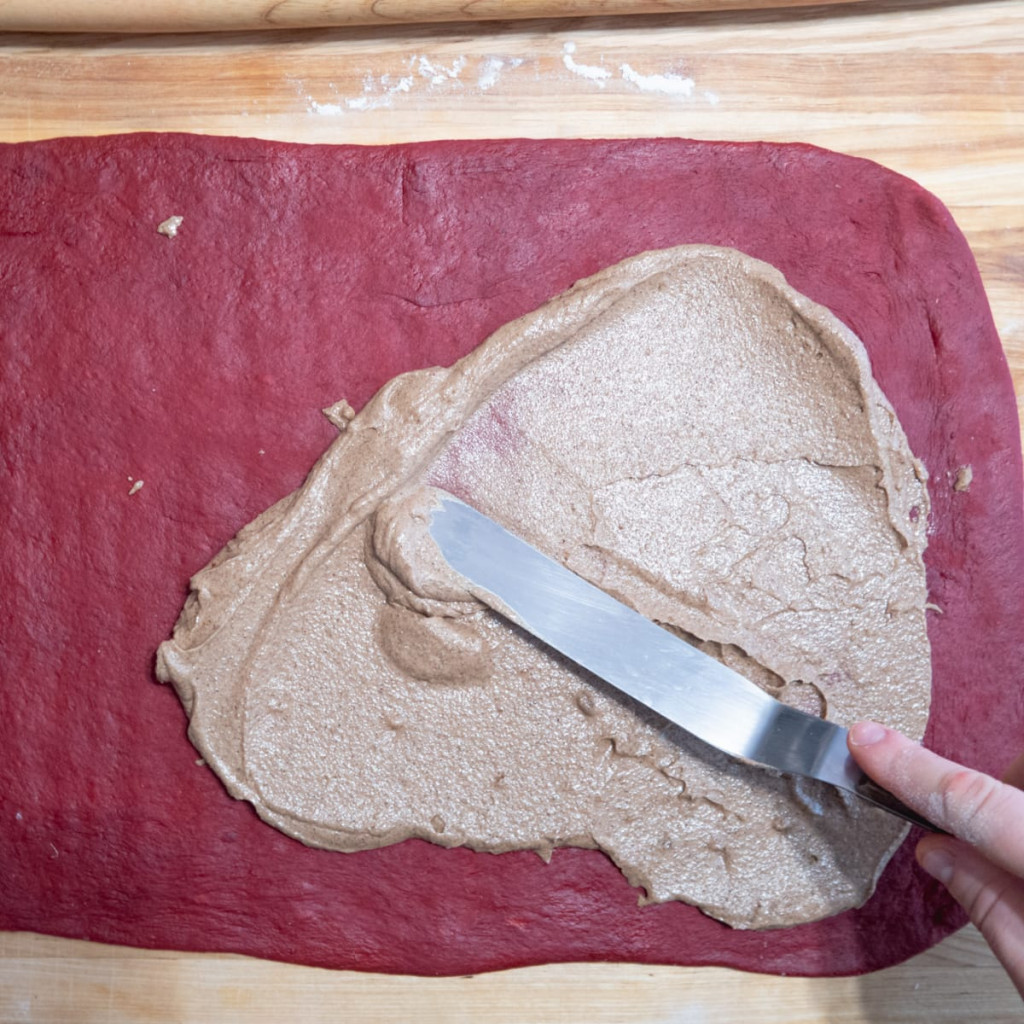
(562, 41, 612, 84)
(620, 62, 695, 98)
(309, 100, 344, 116)
(306, 73, 415, 116)
(478, 56, 523, 91)
(417, 55, 467, 85)
(299, 44, 713, 116)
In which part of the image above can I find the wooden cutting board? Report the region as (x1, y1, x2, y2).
(0, 1, 1021, 1020)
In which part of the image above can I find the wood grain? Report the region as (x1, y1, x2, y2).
(0, 1, 1021, 1020)
(1, 926, 1021, 1023)
(0, 0, 871, 33)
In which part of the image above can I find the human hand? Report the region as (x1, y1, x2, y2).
(848, 721, 1024, 997)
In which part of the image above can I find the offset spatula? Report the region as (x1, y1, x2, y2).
(428, 491, 940, 832)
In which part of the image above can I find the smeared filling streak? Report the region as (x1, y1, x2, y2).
(157, 246, 931, 930)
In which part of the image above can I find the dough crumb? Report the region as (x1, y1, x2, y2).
(157, 215, 184, 238)
(925, 602, 944, 614)
(323, 399, 356, 432)
(953, 464, 973, 492)
(128, 480, 144, 496)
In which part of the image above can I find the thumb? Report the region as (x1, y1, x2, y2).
(847, 721, 1024, 877)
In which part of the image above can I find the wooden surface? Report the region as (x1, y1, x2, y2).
(0, 0, 871, 33)
(0, 926, 1019, 1023)
(1, 1, 1022, 1020)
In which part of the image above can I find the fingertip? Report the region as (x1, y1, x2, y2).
(916, 838, 956, 885)
(1000, 750, 1024, 790)
(849, 720, 889, 747)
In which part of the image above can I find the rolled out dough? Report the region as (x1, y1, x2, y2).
(1, 134, 1020, 975)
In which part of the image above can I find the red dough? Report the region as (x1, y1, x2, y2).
(1, 134, 1021, 976)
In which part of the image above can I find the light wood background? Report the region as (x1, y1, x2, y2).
(1, 1, 1022, 1020)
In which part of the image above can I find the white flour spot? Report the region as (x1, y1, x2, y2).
(307, 73, 414, 115)
(562, 41, 612, 84)
(703, 90, 720, 105)
(417, 55, 467, 85)
(478, 58, 504, 91)
(620, 62, 695, 98)
(389, 76, 415, 98)
(477, 56, 524, 91)
(309, 100, 343, 115)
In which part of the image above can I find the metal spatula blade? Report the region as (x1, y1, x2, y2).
(427, 492, 939, 832)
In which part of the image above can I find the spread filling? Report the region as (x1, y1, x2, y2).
(157, 245, 931, 929)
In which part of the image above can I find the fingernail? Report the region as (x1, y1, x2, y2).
(919, 847, 955, 885)
(849, 721, 888, 747)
